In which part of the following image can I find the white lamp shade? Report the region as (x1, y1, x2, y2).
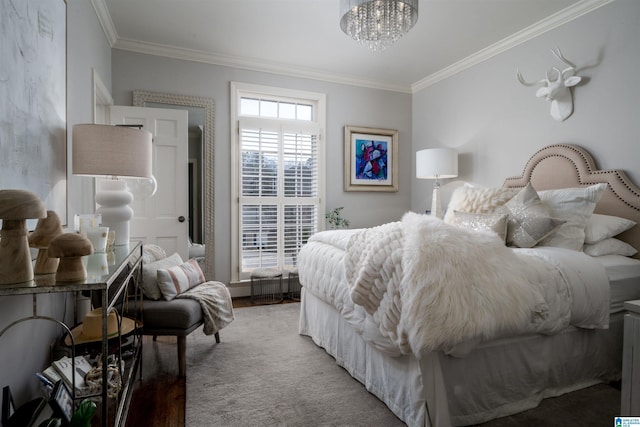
(72, 124, 152, 178)
(416, 148, 458, 179)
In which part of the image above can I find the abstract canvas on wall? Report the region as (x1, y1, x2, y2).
(344, 125, 398, 192)
(0, 0, 67, 226)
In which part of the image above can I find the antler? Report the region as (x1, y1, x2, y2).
(516, 68, 548, 87)
(550, 47, 577, 77)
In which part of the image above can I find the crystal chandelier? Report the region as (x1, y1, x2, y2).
(340, 0, 419, 52)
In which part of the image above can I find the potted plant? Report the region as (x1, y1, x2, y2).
(325, 207, 350, 229)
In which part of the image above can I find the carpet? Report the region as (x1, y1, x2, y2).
(186, 303, 622, 427)
(186, 303, 405, 426)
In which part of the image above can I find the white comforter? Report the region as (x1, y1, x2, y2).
(298, 213, 610, 358)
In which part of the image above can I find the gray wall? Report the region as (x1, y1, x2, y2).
(412, 0, 640, 213)
(0, 0, 112, 406)
(4, 0, 638, 406)
(111, 51, 413, 285)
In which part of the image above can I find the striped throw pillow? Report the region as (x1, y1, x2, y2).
(157, 259, 206, 301)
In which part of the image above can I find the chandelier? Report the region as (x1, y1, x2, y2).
(340, 0, 419, 52)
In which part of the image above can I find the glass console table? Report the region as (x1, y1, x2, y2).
(0, 241, 144, 427)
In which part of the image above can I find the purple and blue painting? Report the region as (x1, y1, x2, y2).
(355, 139, 388, 181)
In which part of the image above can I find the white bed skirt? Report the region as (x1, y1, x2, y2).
(299, 288, 623, 426)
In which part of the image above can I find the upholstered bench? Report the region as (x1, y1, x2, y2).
(129, 245, 232, 377)
(129, 297, 220, 377)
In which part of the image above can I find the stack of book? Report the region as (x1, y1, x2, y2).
(41, 356, 94, 397)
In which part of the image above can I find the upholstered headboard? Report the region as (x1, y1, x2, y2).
(503, 144, 640, 256)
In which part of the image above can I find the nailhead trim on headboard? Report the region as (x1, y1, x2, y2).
(503, 144, 640, 212)
(503, 144, 640, 257)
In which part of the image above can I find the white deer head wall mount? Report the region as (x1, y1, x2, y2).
(516, 47, 583, 122)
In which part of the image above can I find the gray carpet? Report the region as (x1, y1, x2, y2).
(186, 303, 404, 426)
(186, 303, 621, 426)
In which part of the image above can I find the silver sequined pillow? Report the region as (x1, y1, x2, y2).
(451, 211, 509, 243)
(502, 183, 565, 248)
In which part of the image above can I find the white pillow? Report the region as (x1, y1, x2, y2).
(141, 252, 183, 300)
(157, 259, 206, 301)
(538, 184, 607, 251)
(584, 213, 636, 244)
(444, 185, 518, 224)
(584, 238, 638, 257)
(142, 244, 168, 264)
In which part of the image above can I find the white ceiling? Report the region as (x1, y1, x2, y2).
(99, 0, 608, 93)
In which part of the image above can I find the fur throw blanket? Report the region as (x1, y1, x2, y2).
(345, 212, 568, 357)
(177, 281, 235, 335)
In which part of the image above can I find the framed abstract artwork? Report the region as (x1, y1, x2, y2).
(343, 125, 398, 192)
(0, 0, 67, 226)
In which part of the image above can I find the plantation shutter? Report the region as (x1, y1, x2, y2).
(239, 117, 320, 275)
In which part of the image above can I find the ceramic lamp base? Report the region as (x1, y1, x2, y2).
(95, 179, 133, 246)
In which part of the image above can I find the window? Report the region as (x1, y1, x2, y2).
(231, 83, 326, 281)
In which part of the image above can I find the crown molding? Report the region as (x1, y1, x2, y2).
(411, 0, 615, 93)
(91, 0, 118, 46)
(92, 0, 613, 95)
(112, 38, 411, 93)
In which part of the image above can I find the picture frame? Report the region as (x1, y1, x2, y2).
(344, 125, 398, 192)
(0, 0, 68, 227)
(50, 380, 73, 423)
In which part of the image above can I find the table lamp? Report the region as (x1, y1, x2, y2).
(416, 148, 458, 218)
(72, 124, 152, 246)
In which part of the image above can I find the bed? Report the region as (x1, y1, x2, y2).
(297, 144, 640, 426)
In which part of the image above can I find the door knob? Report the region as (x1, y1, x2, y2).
(178, 216, 186, 223)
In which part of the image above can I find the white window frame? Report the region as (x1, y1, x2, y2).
(230, 82, 326, 282)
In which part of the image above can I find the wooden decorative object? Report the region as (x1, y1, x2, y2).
(29, 210, 64, 274)
(48, 233, 93, 282)
(0, 189, 47, 285)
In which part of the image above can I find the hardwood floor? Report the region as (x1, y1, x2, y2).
(125, 297, 287, 426)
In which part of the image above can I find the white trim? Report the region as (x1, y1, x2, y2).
(92, 68, 113, 124)
(90, 0, 118, 47)
(411, 0, 615, 93)
(230, 82, 326, 282)
(96, 0, 613, 94)
(113, 38, 410, 93)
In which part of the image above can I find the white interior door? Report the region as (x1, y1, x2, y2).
(109, 105, 189, 261)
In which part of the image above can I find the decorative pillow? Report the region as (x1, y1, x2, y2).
(584, 213, 636, 244)
(142, 244, 168, 264)
(501, 183, 565, 248)
(584, 238, 638, 257)
(141, 252, 183, 300)
(444, 185, 519, 224)
(538, 183, 607, 251)
(451, 211, 508, 242)
(157, 259, 206, 301)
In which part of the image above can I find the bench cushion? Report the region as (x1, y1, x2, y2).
(127, 298, 203, 336)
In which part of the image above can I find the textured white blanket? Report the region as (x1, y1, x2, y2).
(345, 213, 573, 357)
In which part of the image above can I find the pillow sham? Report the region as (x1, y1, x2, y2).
(538, 183, 607, 251)
(157, 258, 206, 301)
(501, 183, 565, 248)
(451, 211, 509, 242)
(584, 237, 638, 257)
(584, 213, 636, 244)
(141, 252, 183, 300)
(444, 185, 519, 224)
